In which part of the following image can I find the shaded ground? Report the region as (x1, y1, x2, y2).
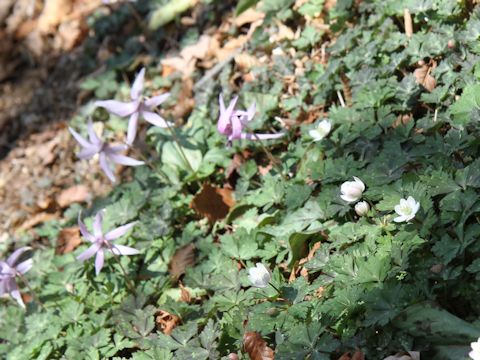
(0, 0, 113, 235)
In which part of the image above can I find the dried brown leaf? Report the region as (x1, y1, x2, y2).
(234, 8, 265, 27)
(155, 310, 181, 335)
(413, 64, 436, 92)
(235, 53, 260, 71)
(37, 0, 73, 34)
(169, 243, 196, 280)
(190, 183, 235, 223)
(17, 212, 57, 231)
(243, 331, 275, 360)
(56, 185, 89, 208)
(56, 226, 82, 255)
(337, 349, 364, 360)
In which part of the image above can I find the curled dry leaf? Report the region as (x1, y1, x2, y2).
(155, 310, 181, 335)
(168, 243, 196, 280)
(383, 351, 420, 360)
(234, 8, 265, 27)
(243, 331, 275, 360)
(56, 226, 82, 255)
(338, 349, 365, 360)
(56, 185, 89, 208)
(413, 63, 436, 92)
(190, 183, 235, 223)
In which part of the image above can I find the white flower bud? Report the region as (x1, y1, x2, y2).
(340, 177, 365, 203)
(355, 201, 370, 216)
(248, 263, 271, 288)
(308, 119, 332, 141)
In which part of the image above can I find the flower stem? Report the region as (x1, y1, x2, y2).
(17, 273, 46, 311)
(251, 133, 287, 180)
(106, 244, 137, 295)
(163, 118, 198, 178)
(268, 282, 282, 295)
(127, 145, 170, 183)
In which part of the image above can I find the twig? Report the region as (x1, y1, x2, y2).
(337, 90, 346, 108)
(404, 8, 413, 38)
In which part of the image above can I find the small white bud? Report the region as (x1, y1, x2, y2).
(248, 263, 271, 288)
(355, 201, 370, 216)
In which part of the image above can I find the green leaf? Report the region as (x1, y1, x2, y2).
(449, 84, 480, 129)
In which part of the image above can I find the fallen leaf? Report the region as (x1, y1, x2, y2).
(383, 351, 420, 360)
(37, 0, 73, 34)
(169, 243, 196, 280)
(413, 64, 436, 92)
(17, 212, 57, 231)
(235, 53, 260, 71)
(155, 310, 181, 335)
(190, 183, 235, 223)
(179, 283, 191, 303)
(243, 331, 275, 360)
(56, 185, 89, 208)
(56, 226, 82, 255)
(337, 349, 364, 360)
(234, 8, 265, 27)
(180, 35, 211, 61)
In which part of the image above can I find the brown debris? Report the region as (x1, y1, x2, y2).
(243, 331, 275, 360)
(413, 60, 436, 92)
(404, 9, 413, 38)
(155, 310, 181, 335)
(168, 243, 196, 280)
(56, 185, 90, 208)
(338, 349, 364, 360)
(190, 183, 235, 223)
(55, 226, 82, 255)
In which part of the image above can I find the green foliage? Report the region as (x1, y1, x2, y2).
(4, 0, 480, 359)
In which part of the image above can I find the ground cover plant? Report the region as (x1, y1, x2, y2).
(2, 0, 480, 359)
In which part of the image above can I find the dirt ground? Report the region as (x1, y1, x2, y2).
(0, 0, 112, 237)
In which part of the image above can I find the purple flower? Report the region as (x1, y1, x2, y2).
(0, 247, 33, 308)
(69, 119, 144, 182)
(217, 94, 285, 146)
(77, 211, 140, 276)
(95, 68, 171, 145)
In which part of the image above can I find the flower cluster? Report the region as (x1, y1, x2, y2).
(339, 177, 420, 222)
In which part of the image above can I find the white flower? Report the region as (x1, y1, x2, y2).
(308, 119, 332, 141)
(248, 263, 271, 288)
(340, 177, 365, 203)
(393, 196, 420, 223)
(470, 338, 480, 360)
(355, 201, 370, 216)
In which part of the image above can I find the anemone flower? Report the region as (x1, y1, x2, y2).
(69, 119, 144, 182)
(95, 68, 170, 145)
(77, 211, 139, 276)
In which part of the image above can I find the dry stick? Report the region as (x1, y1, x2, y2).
(105, 243, 137, 295)
(17, 273, 46, 311)
(337, 90, 346, 108)
(404, 8, 413, 38)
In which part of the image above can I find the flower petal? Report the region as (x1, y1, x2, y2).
(352, 177, 365, 192)
(230, 115, 243, 140)
(78, 213, 95, 242)
(69, 127, 92, 149)
(94, 250, 105, 276)
(87, 119, 102, 146)
(218, 95, 238, 135)
(95, 100, 137, 117)
(76, 243, 101, 261)
(16, 259, 33, 274)
(144, 93, 170, 108)
(240, 132, 286, 141)
(107, 152, 144, 166)
(130, 68, 145, 100)
(111, 244, 140, 256)
(104, 222, 137, 241)
(142, 111, 170, 127)
(126, 112, 139, 145)
(77, 146, 100, 160)
(7, 247, 31, 267)
(93, 211, 104, 238)
(393, 215, 407, 223)
(10, 286, 25, 308)
(99, 152, 116, 183)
